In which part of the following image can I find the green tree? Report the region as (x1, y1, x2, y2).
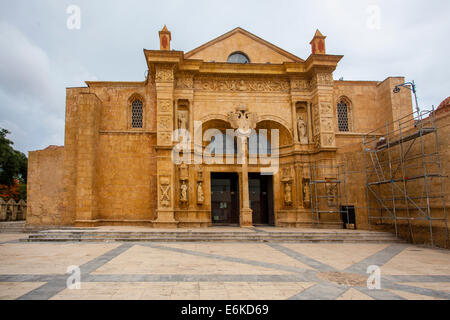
(0, 128, 28, 186)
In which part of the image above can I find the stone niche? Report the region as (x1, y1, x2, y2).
(176, 99, 190, 145)
(296, 102, 309, 145)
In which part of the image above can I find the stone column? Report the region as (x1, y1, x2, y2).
(239, 136, 252, 227)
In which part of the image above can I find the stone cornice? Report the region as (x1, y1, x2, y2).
(86, 81, 146, 88)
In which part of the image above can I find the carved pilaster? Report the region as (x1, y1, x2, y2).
(310, 71, 336, 149)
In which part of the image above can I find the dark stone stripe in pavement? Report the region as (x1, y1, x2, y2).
(84, 273, 315, 283)
(79, 243, 133, 274)
(0, 275, 63, 282)
(383, 282, 450, 300)
(288, 283, 347, 300)
(139, 243, 309, 274)
(266, 243, 336, 272)
(386, 275, 450, 282)
(344, 244, 407, 274)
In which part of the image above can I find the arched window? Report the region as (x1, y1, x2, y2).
(131, 99, 143, 128)
(227, 52, 250, 64)
(337, 100, 350, 132)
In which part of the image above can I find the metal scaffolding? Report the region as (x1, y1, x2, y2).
(309, 161, 350, 228)
(363, 107, 448, 246)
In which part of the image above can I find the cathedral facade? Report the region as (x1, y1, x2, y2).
(26, 26, 413, 228)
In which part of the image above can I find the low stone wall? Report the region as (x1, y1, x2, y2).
(0, 198, 27, 221)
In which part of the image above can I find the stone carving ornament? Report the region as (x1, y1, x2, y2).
(176, 72, 194, 89)
(291, 79, 311, 91)
(228, 105, 257, 136)
(317, 73, 333, 86)
(326, 181, 338, 207)
(155, 64, 174, 82)
(159, 177, 171, 207)
(195, 77, 290, 93)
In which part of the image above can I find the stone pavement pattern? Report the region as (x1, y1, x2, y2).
(0, 233, 449, 300)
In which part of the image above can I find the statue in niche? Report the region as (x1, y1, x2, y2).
(297, 116, 308, 144)
(284, 182, 292, 205)
(302, 179, 311, 208)
(197, 181, 204, 204)
(178, 111, 188, 131)
(180, 180, 188, 203)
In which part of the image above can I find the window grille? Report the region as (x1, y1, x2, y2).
(131, 100, 143, 128)
(337, 101, 349, 132)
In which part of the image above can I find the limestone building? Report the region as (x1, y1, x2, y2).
(27, 26, 416, 229)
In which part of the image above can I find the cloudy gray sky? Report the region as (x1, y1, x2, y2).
(1, 0, 449, 155)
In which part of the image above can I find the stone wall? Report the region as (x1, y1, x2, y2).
(27, 146, 64, 226)
(0, 198, 27, 221)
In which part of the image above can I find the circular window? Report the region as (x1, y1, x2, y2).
(227, 52, 250, 64)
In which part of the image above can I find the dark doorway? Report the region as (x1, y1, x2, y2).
(210, 172, 240, 225)
(249, 173, 274, 225)
(341, 206, 356, 229)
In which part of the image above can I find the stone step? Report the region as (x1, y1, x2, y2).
(25, 230, 402, 243)
(23, 237, 403, 243)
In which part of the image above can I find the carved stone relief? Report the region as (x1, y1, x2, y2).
(159, 176, 171, 207)
(195, 77, 290, 93)
(227, 105, 257, 136)
(155, 64, 174, 82)
(158, 99, 172, 113)
(321, 118, 334, 132)
(290, 79, 311, 92)
(176, 72, 194, 89)
(320, 103, 333, 115)
(322, 133, 335, 147)
(158, 132, 172, 145)
(326, 180, 338, 207)
(317, 73, 334, 86)
(157, 115, 172, 131)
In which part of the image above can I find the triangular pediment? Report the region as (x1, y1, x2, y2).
(185, 27, 304, 64)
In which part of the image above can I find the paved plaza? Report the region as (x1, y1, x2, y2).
(0, 231, 449, 300)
